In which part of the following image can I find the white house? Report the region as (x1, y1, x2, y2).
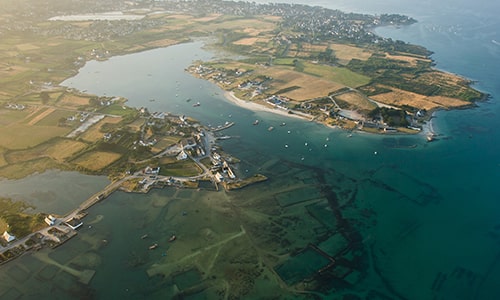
(176, 150, 188, 160)
(44, 215, 57, 226)
(2, 231, 15, 243)
(214, 172, 224, 183)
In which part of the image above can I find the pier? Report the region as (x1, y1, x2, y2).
(209, 121, 234, 132)
(74, 176, 130, 213)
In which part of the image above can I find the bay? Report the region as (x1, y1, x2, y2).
(1, 1, 499, 299)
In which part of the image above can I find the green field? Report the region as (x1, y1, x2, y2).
(0, 110, 30, 126)
(5, 137, 88, 164)
(35, 109, 75, 126)
(0, 124, 71, 150)
(159, 160, 202, 177)
(300, 61, 371, 87)
(273, 58, 297, 66)
(99, 104, 138, 119)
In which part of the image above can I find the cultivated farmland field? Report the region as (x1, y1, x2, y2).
(80, 116, 122, 143)
(5, 138, 86, 164)
(151, 136, 181, 154)
(0, 109, 31, 126)
(73, 151, 122, 171)
(57, 93, 91, 107)
(335, 91, 377, 112)
(47, 139, 88, 162)
(126, 118, 146, 132)
(300, 62, 371, 88)
(370, 86, 470, 110)
(233, 37, 263, 46)
(329, 44, 373, 65)
(35, 109, 76, 126)
(27, 108, 56, 125)
(256, 66, 345, 101)
(202, 16, 277, 33)
(0, 124, 71, 150)
(159, 159, 202, 177)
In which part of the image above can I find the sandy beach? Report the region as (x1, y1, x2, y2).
(223, 91, 313, 121)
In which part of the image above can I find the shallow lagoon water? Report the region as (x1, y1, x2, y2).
(0, 170, 109, 214)
(1, 1, 500, 298)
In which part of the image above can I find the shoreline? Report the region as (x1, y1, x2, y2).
(223, 91, 312, 121)
(223, 91, 434, 138)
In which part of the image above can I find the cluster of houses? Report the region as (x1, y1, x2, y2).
(210, 152, 236, 183)
(179, 134, 206, 159)
(137, 138, 157, 147)
(191, 64, 275, 100)
(143, 166, 160, 176)
(1, 213, 84, 251)
(4, 103, 25, 110)
(66, 112, 91, 123)
(265, 95, 290, 110)
(151, 0, 414, 46)
(90, 48, 110, 60)
(192, 64, 257, 88)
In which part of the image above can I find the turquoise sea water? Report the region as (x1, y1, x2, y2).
(1, 1, 499, 299)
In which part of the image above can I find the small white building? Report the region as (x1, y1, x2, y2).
(177, 150, 188, 160)
(214, 172, 224, 183)
(44, 215, 57, 226)
(2, 231, 16, 243)
(144, 166, 161, 174)
(65, 218, 83, 230)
